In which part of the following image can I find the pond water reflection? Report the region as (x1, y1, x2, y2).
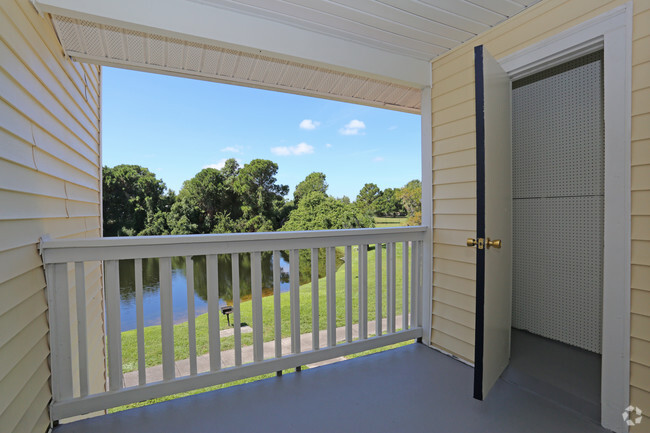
(118, 250, 343, 331)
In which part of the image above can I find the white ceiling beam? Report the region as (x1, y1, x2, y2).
(32, 0, 431, 87)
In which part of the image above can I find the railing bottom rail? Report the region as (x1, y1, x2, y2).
(51, 329, 422, 420)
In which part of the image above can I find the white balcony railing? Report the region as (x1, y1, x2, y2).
(40, 227, 426, 421)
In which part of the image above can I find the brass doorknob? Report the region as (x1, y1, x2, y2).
(486, 238, 501, 249)
(467, 238, 477, 247)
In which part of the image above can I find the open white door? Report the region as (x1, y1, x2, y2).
(470, 45, 512, 400)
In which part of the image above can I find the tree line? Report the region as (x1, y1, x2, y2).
(102, 159, 421, 237)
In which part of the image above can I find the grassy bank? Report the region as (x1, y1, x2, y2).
(121, 243, 410, 372)
(374, 216, 407, 227)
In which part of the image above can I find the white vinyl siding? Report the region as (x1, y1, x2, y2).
(0, 0, 103, 431)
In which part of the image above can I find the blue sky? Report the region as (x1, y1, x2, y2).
(102, 67, 421, 199)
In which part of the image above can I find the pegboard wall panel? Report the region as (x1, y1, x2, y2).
(511, 52, 604, 354)
(512, 51, 604, 199)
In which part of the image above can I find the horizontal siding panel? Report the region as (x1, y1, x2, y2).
(433, 272, 475, 297)
(632, 362, 650, 393)
(433, 115, 475, 141)
(434, 286, 475, 313)
(632, 313, 650, 342)
(433, 149, 475, 170)
(431, 329, 474, 362)
(434, 182, 476, 200)
(0, 68, 98, 162)
(630, 387, 650, 433)
(432, 300, 475, 329)
(632, 289, 650, 316)
(0, 128, 35, 169)
(433, 99, 475, 127)
(633, 216, 650, 240)
(1, 1, 99, 119)
(434, 214, 476, 231)
(432, 66, 474, 99)
(0, 267, 45, 317)
(432, 243, 476, 264)
(0, 189, 68, 219)
(0, 290, 47, 348)
(634, 9, 650, 40)
(34, 146, 100, 191)
(432, 315, 475, 345)
(0, 159, 66, 198)
(0, 216, 100, 252)
(632, 113, 650, 141)
(0, 314, 47, 382)
(0, 39, 98, 139)
(66, 182, 100, 204)
(632, 164, 650, 190)
(0, 332, 48, 415)
(632, 36, 650, 65)
(432, 133, 475, 156)
(632, 191, 650, 214)
(433, 166, 476, 185)
(632, 265, 650, 291)
(434, 257, 475, 280)
(0, 358, 49, 433)
(0, 244, 41, 282)
(632, 240, 650, 266)
(633, 86, 650, 115)
(632, 140, 650, 166)
(434, 198, 476, 215)
(632, 61, 650, 91)
(433, 228, 476, 246)
(632, 337, 650, 368)
(434, 83, 474, 111)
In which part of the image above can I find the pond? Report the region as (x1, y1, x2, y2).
(118, 250, 343, 331)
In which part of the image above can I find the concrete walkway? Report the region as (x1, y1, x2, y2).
(123, 315, 407, 387)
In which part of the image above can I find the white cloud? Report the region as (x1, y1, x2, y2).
(203, 159, 228, 170)
(221, 146, 241, 153)
(388, 125, 398, 131)
(339, 119, 366, 135)
(271, 142, 315, 156)
(372, 156, 384, 162)
(325, 143, 332, 148)
(299, 119, 320, 130)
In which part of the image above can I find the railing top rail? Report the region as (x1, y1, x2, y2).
(40, 226, 427, 264)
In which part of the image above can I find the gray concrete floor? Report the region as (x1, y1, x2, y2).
(56, 343, 610, 433)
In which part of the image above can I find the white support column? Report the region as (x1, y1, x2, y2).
(421, 85, 433, 345)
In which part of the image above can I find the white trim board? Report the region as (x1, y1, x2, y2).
(499, 4, 632, 432)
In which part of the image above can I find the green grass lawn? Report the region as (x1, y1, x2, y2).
(374, 216, 407, 227)
(121, 243, 413, 372)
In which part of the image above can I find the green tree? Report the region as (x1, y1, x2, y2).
(397, 179, 422, 225)
(167, 168, 235, 234)
(282, 191, 374, 231)
(102, 165, 174, 236)
(233, 159, 289, 230)
(355, 183, 382, 216)
(293, 172, 328, 205)
(375, 187, 404, 217)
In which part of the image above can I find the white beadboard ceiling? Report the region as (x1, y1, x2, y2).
(35, 0, 540, 113)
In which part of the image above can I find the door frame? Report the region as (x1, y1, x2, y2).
(498, 4, 632, 432)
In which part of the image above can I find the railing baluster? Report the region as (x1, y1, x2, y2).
(207, 254, 221, 371)
(418, 241, 424, 328)
(135, 259, 146, 384)
(390, 243, 397, 333)
(410, 242, 418, 329)
(232, 253, 242, 366)
(74, 262, 88, 397)
(160, 257, 175, 380)
(386, 243, 394, 334)
(273, 251, 282, 358)
(359, 245, 368, 340)
(402, 241, 409, 331)
(104, 260, 122, 391)
(375, 244, 382, 337)
(326, 247, 336, 347)
(345, 245, 352, 343)
(290, 249, 300, 354)
(311, 248, 319, 350)
(251, 252, 263, 362)
(185, 257, 197, 376)
(47, 262, 73, 400)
